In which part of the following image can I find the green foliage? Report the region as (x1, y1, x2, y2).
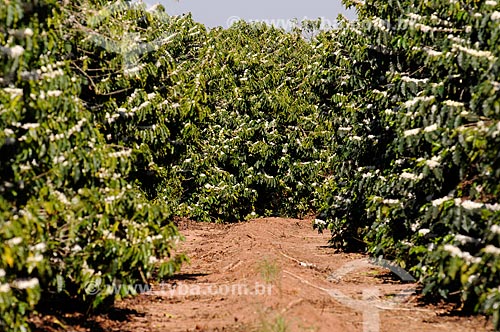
(175, 22, 331, 221)
(0, 1, 185, 331)
(314, 0, 500, 327)
(73, 4, 333, 222)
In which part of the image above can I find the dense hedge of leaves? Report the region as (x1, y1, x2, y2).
(314, 0, 500, 328)
(0, 1, 185, 331)
(73, 2, 333, 222)
(175, 22, 333, 221)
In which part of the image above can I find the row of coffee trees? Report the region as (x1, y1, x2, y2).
(0, 1, 188, 330)
(313, 0, 500, 328)
(1, 0, 499, 330)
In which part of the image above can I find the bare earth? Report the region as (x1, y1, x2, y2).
(34, 218, 493, 332)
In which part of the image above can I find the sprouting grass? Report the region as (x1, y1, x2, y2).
(258, 258, 281, 284)
(258, 314, 288, 332)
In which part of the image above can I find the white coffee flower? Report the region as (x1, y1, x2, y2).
(455, 234, 478, 245)
(491, 225, 500, 234)
(7, 45, 25, 58)
(460, 200, 484, 210)
(425, 155, 441, 169)
(424, 124, 438, 132)
(418, 228, 430, 236)
(3, 88, 23, 98)
(7, 237, 22, 246)
(23, 28, 34, 37)
(382, 199, 400, 205)
(444, 100, 464, 107)
(27, 254, 44, 264)
(404, 128, 421, 137)
(401, 172, 419, 180)
(314, 219, 327, 226)
(13, 278, 39, 289)
(484, 245, 500, 255)
(47, 90, 63, 97)
(0, 283, 10, 293)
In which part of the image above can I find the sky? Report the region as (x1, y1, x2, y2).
(142, 0, 357, 29)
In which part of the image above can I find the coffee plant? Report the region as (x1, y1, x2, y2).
(314, 0, 500, 328)
(0, 1, 185, 331)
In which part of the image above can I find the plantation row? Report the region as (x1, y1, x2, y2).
(1, 0, 499, 330)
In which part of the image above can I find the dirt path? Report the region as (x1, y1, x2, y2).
(37, 218, 493, 331)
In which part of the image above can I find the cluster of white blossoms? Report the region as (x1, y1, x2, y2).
(39, 63, 65, 80)
(443, 244, 481, 264)
(404, 128, 421, 137)
(452, 44, 497, 62)
(30, 243, 47, 252)
(431, 196, 453, 207)
(486, 203, 500, 211)
(418, 228, 430, 236)
(68, 118, 87, 137)
(105, 112, 121, 124)
(491, 121, 500, 138)
(12, 278, 39, 290)
(401, 76, 429, 84)
(491, 225, 500, 235)
(104, 194, 121, 204)
(408, 21, 455, 34)
(362, 172, 375, 178)
(3, 87, 23, 98)
(96, 167, 119, 180)
(27, 253, 44, 264)
(404, 95, 435, 108)
(53, 190, 71, 206)
(484, 245, 500, 255)
(47, 90, 63, 98)
(49, 118, 87, 142)
(453, 199, 500, 211)
(382, 198, 400, 205)
(458, 199, 484, 210)
(425, 155, 441, 169)
(314, 218, 327, 227)
(372, 17, 389, 31)
(447, 34, 466, 44)
(1, 45, 25, 58)
(102, 229, 116, 240)
(124, 63, 145, 76)
(432, 196, 500, 212)
(9, 27, 33, 38)
(0, 269, 9, 292)
(0, 283, 10, 293)
(424, 124, 438, 133)
(443, 100, 465, 107)
(108, 149, 132, 158)
(454, 234, 479, 245)
(401, 172, 423, 181)
(7, 237, 23, 246)
(21, 123, 40, 130)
